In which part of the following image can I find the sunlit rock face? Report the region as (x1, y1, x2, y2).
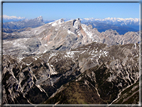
(2, 18, 140, 104)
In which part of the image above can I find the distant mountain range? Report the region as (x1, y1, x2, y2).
(2, 15, 25, 22)
(81, 17, 139, 28)
(2, 16, 139, 35)
(81, 17, 139, 34)
(3, 16, 44, 30)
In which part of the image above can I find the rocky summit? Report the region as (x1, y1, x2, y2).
(2, 18, 140, 105)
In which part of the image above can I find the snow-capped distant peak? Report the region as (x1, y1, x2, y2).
(82, 17, 139, 22)
(2, 15, 25, 20)
(84, 17, 94, 21)
(36, 16, 43, 20)
(103, 17, 139, 22)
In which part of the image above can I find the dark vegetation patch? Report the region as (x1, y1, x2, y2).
(25, 85, 48, 104)
(113, 80, 139, 104)
(44, 81, 106, 104)
(88, 64, 119, 103)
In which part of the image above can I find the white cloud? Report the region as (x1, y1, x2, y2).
(1, 15, 25, 20)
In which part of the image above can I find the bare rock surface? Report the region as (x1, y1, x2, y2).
(2, 18, 140, 104)
(2, 42, 139, 104)
(3, 18, 140, 57)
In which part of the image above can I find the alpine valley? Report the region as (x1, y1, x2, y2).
(2, 16, 140, 105)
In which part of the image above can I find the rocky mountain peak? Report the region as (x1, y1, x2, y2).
(88, 24, 93, 29)
(36, 16, 43, 22)
(73, 18, 81, 29)
(51, 18, 64, 26)
(24, 16, 43, 22)
(58, 18, 64, 24)
(104, 29, 119, 35)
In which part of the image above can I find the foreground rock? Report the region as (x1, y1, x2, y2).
(2, 42, 139, 104)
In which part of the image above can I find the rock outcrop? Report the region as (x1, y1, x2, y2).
(2, 42, 139, 104)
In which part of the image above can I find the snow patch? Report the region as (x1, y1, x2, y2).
(47, 63, 58, 75)
(67, 30, 75, 35)
(65, 51, 75, 58)
(43, 50, 47, 54)
(49, 53, 57, 59)
(52, 22, 57, 26)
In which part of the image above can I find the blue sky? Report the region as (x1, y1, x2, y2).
(3, 3, 139, 20)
